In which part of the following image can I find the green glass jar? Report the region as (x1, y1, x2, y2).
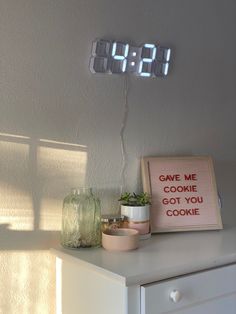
(61, 188, 101, 248)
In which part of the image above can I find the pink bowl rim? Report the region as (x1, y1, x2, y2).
(102, 228, 139, 237)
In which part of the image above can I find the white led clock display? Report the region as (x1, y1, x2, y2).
(89, 39, 171, 78)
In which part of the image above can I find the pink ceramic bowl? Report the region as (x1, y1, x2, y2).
(102, 228, 139, 252)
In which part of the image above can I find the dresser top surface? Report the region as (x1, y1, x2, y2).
(51, 224, 236, 286)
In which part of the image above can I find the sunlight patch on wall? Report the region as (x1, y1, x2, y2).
(56, 257, 62, 314)
(39, 138, 87, 149)
(39, 198, 62, 231)
(0, 141, 34, 230)
(0, 132, 30, 140)
(0, 250, 56, 314)
(38, 143, 87, 231)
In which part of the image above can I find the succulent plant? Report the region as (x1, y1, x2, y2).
(118, 192, 151, 206)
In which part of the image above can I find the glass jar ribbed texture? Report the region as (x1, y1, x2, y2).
(61, 188, 101, 248)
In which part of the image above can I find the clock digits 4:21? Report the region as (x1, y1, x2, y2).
(89, 39, 171, 78)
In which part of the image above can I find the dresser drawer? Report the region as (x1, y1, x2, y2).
(141, 263, 236, 314)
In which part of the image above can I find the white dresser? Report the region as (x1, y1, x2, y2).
(51, 225, 236, 314)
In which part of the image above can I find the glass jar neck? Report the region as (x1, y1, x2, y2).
(71, 187, 93, 195)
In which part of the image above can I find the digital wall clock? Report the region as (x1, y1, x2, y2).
(89, 39, 171, 78)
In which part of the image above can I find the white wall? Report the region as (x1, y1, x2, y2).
(0, 0, 235, 313)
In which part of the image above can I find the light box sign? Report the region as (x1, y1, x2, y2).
(141, 156, 223, 233)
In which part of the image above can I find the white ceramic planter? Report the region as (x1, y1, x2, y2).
(121, 205, 151, 239)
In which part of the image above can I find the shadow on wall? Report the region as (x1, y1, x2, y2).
(0, 132, 88, 314)
(0, 132, 123, 313)
(0, 132, 88, 248)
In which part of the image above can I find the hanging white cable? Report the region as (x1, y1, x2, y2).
(120, 75, 129, 194)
